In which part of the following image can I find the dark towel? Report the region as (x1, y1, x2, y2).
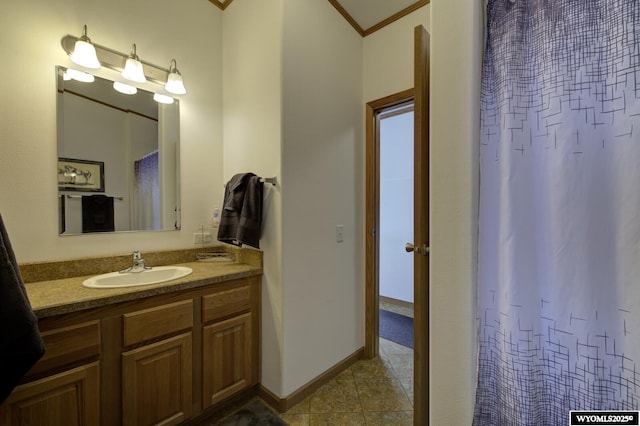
(0, 213, 45, 403)
(218, 173, 263, 249)
(82, 195, 114, 233)
(237, 176, 263, 248)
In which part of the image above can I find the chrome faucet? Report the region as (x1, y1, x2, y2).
(120, 250, 151, 273)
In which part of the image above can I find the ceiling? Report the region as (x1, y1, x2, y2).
(208, 0, 429, 37)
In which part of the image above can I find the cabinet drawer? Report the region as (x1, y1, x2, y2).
(28, 320, 100, 377)
(123, 300, 193, 347)
(202, 284, 251, 323)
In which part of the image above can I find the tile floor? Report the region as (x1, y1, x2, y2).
(279, 300, 415, 426)
(279, 337, 414, 426)
(210, 300, 415, 426)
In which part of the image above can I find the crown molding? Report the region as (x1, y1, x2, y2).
(209, 0, 234, 11)
(209, 0, 429, 37)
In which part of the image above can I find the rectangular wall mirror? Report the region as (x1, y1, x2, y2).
(56, 66, 181, 235)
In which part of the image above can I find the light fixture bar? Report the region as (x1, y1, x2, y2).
(61, 35, 170, 85)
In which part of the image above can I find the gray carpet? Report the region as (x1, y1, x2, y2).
(379, 309, 414, 348)
(216, 399, 288, 426)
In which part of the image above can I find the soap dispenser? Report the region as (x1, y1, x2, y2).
(211, 208, 220, 228)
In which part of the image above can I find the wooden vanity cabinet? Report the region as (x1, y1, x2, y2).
(0, 320, 102, 425)
(0, 275, 261, 426)
(121, 300, 194, 426)
(0, 362, 100, 426)
(201, 281, 257, 408)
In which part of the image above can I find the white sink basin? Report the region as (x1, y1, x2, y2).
(82, 266, 193, 288)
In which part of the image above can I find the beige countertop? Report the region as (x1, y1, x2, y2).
(25, 260, 262, 319)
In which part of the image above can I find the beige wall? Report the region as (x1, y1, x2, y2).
(280, 0, 364, 395)
(430, 0, 482, 423)
(0, 0, 223, 262)
(363, 6, 430, 103)
(222, 0, 364, 398)
(222, 0, 285, 397)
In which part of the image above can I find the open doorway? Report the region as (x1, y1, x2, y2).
(378, 103, 415, 349)
(364, 89, 414, 358)
(364, 27, 431, 425)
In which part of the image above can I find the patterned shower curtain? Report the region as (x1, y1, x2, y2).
(474, 1, 640, 424)
(133, 150, 160, 231)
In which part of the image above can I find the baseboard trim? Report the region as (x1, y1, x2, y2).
(258, 347, 365, 413)
(258, 385, 283, 413)
(380, 295, 414, 310)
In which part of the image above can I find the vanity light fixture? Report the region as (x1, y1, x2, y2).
(121, 44, 147, 83)
(164, 59, 186, 95)
(61, 32, 187, 96)
(113, 81, 137, 95)
(63, 68, 95, 83)
(153, 93, 174, 104)
(69, 25, 101, 69)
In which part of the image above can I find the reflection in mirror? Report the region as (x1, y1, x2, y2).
(56, 66, 181, 235)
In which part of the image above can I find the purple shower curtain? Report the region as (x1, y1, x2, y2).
(475, 1, 640, 424)
(133, 150, 160, 230)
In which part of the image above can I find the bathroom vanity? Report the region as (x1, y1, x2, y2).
(1, 249, 262, 426)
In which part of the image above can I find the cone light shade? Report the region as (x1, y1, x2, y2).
(65, 68, 95, 83)
(121, 44, 147, 83)
(69, 25, 100, 69)
(113, 81, 137, 95)
(165, 59, 186, 95)
(153, 93, 174, 104)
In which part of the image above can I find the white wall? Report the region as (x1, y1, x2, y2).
(280, 0, 364, 396)
(222, 0, 364, 399)
(158, 102, 180, 231)
(363, 7, 430, 103)
(222, 0, 285, 396)
(430, 0, 482, 424)
(0, 0, 223, 262)
(379, 111, 414, 303)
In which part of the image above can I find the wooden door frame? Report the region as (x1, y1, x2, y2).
(364, 88, 414, 359)
(413, 24, 430, 426)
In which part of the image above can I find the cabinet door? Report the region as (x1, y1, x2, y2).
(122, 333, 192, 426)
(202, 313, 252, 408)
(0, 362, 100, 426)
